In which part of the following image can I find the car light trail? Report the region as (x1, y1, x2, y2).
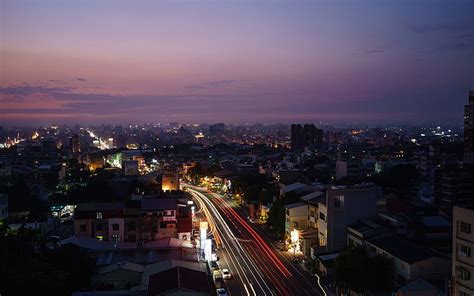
(188, 187, 273, 295)
(211, 193, 292, 277)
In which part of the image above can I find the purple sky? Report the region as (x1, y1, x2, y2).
(1, 0, 473, 125)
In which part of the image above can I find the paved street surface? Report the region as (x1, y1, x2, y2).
(186, 184, 325, 296)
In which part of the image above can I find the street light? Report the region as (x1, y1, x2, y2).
(290, 228, 299, 261)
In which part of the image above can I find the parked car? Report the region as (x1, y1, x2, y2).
(222, 268, 232, 280)
(216, 288, 228, 296)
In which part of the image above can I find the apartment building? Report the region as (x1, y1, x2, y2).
(285, 202, 309, 233)
(75, 198, 183, 243)
(316, 184, 381, 253)
(453, 206, 474, 296)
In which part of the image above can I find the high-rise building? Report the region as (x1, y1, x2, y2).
(452, 206, 474, 296)
(70, 134, 81, 153)
(291, 124, 304, 151)
(291, 124, 323, 151)
(209, 123, 225, 137)
(464, 90, 474, 163)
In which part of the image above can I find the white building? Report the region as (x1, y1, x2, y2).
(317, 184, 381, 253)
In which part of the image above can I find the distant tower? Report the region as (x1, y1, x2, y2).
(291, 124, 304, 151)
(209, 123, 225, 144)
(291, 124, 323, 151)
(209, 123, 225, 137)
(303, 124, 323, 148)
(464, 90, 474, 162)
(70, 134, 81, 154)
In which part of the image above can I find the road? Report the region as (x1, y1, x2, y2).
(186, 184, 325, 296)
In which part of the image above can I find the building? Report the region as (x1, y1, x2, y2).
(0, 194, 8, 219)
(464, 90, 474, 163)
(291, 124, 323, 151)
(140, 260, 213, 295)
(209, 123, 225, 137)
(434, 168, 474, 210)
(396, 278, 444, 296)
(70, 134, 81, 154)
(366, 234, 451, 287)
(452, 206, 474, 296)
(162, 172, 180, 191)
(95, 261, 144, 290)
(335, 160, 362, 180)
(74, 199, 181, 243)
(285, 202, 309, 233)
(316, 184, 381, 253)
(123, 160, 139, 176)
(300, 191, 325, 229)
(139, 198, 178, 241)
(74, 202, 125, 242)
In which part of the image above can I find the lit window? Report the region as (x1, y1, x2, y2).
(96, 212, 103, 219)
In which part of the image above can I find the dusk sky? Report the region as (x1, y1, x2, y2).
(1, 0, 473, 125)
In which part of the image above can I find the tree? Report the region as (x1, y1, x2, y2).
(267, 198, 286, 235)
(361, 163, 419, 200)
(335, 246, 392, 294)
(8, 176, 31, 213)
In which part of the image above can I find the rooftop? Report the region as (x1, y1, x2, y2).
(367, 235, 441, 264)
(146, 265, 211, 296)
(285, 202, 307, 209)
(141, 198, 177, 212)
(422, 216, 451, 228)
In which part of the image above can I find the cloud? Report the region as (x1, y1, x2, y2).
(184, 79, 237, 90)
(0, 84, 73, 96)
(434, 41, 474, 52)
(76, 78, 87, 81)
(205, 80, 236, 87)
(408, 18, 474, 34)
(183, 85, 205, 90)
(364, 49, 385, 54)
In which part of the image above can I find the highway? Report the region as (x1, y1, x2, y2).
(186, 184, 325, 296)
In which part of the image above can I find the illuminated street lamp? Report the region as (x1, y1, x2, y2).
(290, 228, 299, 260)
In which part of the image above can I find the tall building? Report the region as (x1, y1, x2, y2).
(303, 124, 323, 148)
(452, 206, 474, 296)
(316, 184, 382, 253)
(291, 124, 304, 151)
(291, 124, 323, 151)
(209, 123, 225, 137)
(464, 91, 474, 162)
(70, 134, 81, 153)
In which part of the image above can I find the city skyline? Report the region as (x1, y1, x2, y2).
(1, 0, 474, 125)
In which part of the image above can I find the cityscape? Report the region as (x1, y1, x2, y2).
(1, 1, 474, 296)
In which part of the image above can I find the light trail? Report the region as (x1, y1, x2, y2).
(187, 184, 324, 296)
(213, 196, 293, 295)
(188, 187, 273, 295)
(213, 191, 322, 296)
(211, 193, 292, 277)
